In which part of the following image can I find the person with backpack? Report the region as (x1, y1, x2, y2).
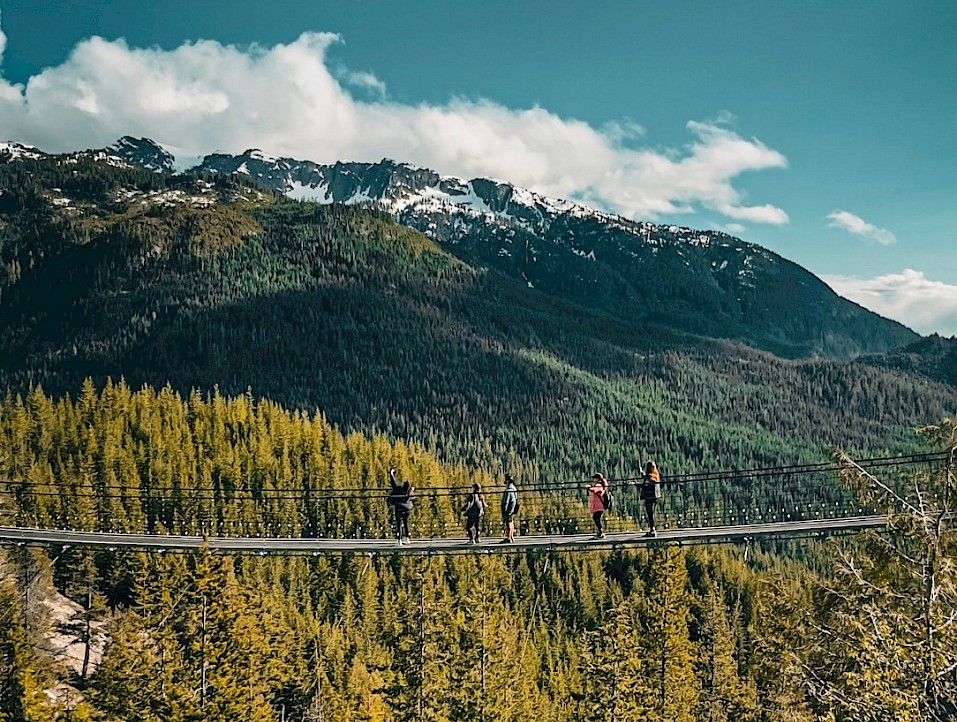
(587, 473, 610, 539)
(387, 466, 414, 545)
(638, 460, 661, 537)
(500, 474, 518, 543)
(462, 482, 487, 544)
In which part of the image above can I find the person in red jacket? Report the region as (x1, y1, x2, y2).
(587, 473, 610, 539)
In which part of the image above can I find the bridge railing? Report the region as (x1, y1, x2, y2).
(3, 452, 944, 541)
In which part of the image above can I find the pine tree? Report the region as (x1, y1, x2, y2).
(59, 550, 108, 682)
(0, 566, 55, 722)
(90, 610, 168, 722)
(697, 582, 758, 722)
(801, 422, 957, 721)
(643, 546, 699, 722)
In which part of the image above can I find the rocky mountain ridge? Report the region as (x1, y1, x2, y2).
(189, 143, 917, 358)
(0, 136, 920, 358)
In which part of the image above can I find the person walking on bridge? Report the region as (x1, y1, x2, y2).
(500, 474, 518, 543)
(587, 473, 610, 539)
(388, 466, 414, 545)
(462, 482, 487, 544)
(638, 460, 661, 537)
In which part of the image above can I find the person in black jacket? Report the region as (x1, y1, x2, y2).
(637, 460, 661, 537)
(462, 482, 487, 544)
(387, 466, 414, 545)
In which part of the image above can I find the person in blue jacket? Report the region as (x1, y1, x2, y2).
(500, 474, 518, 543)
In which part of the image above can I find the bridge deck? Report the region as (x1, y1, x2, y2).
(0, 516, 886, 555)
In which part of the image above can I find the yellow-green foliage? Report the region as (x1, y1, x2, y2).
(0, 379, 494, 537)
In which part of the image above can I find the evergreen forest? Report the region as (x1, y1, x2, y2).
(0, 386, 954, 721)
(0, 155, 955, 720)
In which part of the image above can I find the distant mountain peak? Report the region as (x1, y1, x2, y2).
(0, 141, 45, 161)
(0, 137, 921, 358)
(106, 136, 175, 174)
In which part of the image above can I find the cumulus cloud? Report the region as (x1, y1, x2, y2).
(338, 69, 387, 99)
(826, 210, 896, 245)
(707, 221, 747, 236)
(823, 269, 957, 337)
(0, 31, 790, 223)
(0, 7, 6, 65)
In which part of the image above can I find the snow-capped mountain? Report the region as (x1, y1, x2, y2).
(195, 148, 583, 222)
(105, 136, 176, 173)
(0, 141, 46, 161)
(192, 147, 916, 357)
(0, 137, 173, 172)
(0, 137, 919, 358)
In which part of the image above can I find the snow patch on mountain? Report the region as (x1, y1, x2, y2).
(105, 137, 176, 173)
(0, 140, 44, 160)
(288, 180, 332, 202)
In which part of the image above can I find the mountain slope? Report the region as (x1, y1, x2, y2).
(858, 334, 957, 386)
(192, 149, 918, 359)
(1, 137, 913, 359)
(0, 156, 953, 496)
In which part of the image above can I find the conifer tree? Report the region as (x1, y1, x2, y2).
(90, 610, 167, 721)
(184, 550, 276, 722)
(697, 582, 758, 722)
(802, 421, 957, 721)
(59, 550, 108, 681)
(644, 546, 699, 722)
(610, 593, 657, 722)
(0, 579, 55, 722)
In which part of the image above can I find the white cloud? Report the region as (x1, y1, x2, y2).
(719, 202, 788, 225)
(826, 210, 896, 245)
(823, 269, 957, 337)
(599, 118, 646, 146)
(0, 7, 6, 65)
(338, 69, 387, 99)
(0, 31, 790, 224)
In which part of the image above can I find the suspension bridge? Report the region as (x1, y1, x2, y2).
(0, 452, 943, 555)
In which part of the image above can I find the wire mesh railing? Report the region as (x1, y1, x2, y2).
(0, 452, 946, 541)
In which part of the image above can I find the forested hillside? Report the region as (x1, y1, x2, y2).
(1, 156, 955, 493)
(2, 152, 957, 720)
(1, 387, 953, 721)
(858, 333, 957, 387)
(194, 145, 919, 359)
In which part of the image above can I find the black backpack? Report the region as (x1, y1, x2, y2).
(602, 488, 614, 511)
(641, 479, 660, 501)
(464, 493, 485, 516)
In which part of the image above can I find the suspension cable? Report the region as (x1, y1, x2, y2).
(0, 451, 944, 501)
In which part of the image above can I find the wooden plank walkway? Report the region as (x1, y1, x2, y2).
(0, 516, 886, 555)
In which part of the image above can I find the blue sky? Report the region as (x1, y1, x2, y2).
(2, 0, 956, 335)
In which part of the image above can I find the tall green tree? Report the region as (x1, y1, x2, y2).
(696, 582, 758, 722)
(801, 420, 957, 721)
(644, 546, 700, 722)
(0, 561, 55, 722)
